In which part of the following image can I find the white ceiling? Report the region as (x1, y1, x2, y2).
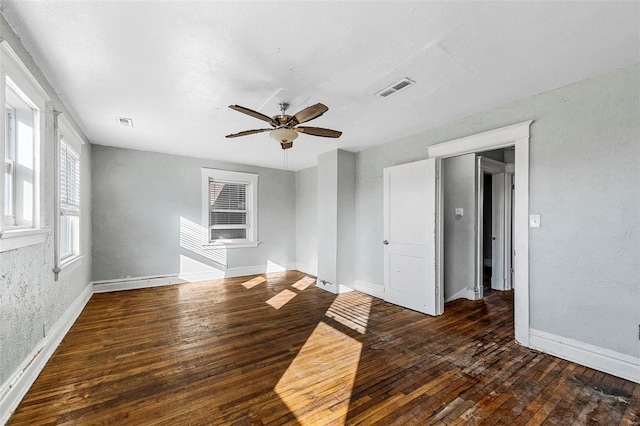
(1, 1, 638, 171)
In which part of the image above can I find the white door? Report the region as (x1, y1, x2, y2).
(383, 158, 443, 316)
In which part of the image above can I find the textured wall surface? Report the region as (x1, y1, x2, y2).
(527, 64, 640, 357)
(354, 64, 639, 358)
(0, 17, 93, 388)
(295, 166, 318, 275)
(91, 145, 296, 281)
(317, 150, 338, 285)
(336, 150, 356, 286)
(443, 153, 476, 300)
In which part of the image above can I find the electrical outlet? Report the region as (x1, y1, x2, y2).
(43, 321, 48, 338)
(529, 214, 541, 228)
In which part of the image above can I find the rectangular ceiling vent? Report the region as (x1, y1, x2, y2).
(375, 78, 415, 98)
(116, 117, 134, 127)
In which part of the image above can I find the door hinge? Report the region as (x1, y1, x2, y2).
(512, 184, 515, 190)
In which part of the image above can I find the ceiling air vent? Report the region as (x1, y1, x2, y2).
(375, 78, 415, 98)
(116, 117, 134, 127)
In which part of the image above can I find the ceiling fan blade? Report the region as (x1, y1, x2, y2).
(295, 126, 342, 138)
(225, 128, 272, 138)
(292, 103, 329, 124)
(229, 105, 276, 126)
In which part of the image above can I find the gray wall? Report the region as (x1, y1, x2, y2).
(443, 153, 476, 300)
(354, 64, 639, 358)
(91, 145, 296, 281)
(0, 16, 92, 388)
(336, 150, 356, 286)
(295, 166, 318, 275)
(317, 150, 338, 285)
(316, 150, 356, 288)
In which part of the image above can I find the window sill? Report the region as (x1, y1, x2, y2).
(204, 241, 261, 249)
(59, 254, 84, 276)
(0, 228, 49, 253)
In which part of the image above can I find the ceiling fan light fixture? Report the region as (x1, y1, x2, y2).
(270, 127, 298, 143)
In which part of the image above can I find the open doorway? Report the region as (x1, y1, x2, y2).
(382, 121, 531, 345)
(475, 148, 515, 300)
(442, 147, 514, 303)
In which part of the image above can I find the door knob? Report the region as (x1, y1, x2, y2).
(383, 240, 389, 245)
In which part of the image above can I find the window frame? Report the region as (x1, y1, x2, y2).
(0, 41, 49, 253)
(3, 105, 15, 225)
(57, 114, 83, 266)
(201, 168, 259, 248)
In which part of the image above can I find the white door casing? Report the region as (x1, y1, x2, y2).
(383, 158, 443, 316)
(427, 120, 531, 346)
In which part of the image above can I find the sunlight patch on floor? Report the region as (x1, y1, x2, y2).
(242, 276, 266, 289)
(266, 289, 297, 309)
(291, 276, 315, 291)
(275, 321, 362, 425)
(325, 292, 373, 334)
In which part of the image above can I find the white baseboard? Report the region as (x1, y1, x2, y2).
(94, 263, 300, 293)
(354, 280, 384, 299)
(0, 283, 93, 425)
(445, 287, 476, 303)
(225, 262, 296, 278)
(294, 262, 317, 277)
(315, 279, 337, 294)
(529, 328, 640, 384)
(338, 284, 354, 293)
(93, 274, 188, 293)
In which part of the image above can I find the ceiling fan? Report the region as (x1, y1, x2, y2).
(226, 102, 342, 150)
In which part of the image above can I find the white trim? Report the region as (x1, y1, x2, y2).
(94, 262, 300, 293)
(427, 121, 532, 158)
(0, 229, 48, 252)
(225, 262, 296, 278)
(93, 274, 187, 293)
(204, 241, 260, 249)
(315, 279, 354, 294)
(201, 168, 259, 246)
(338, 284, 354, 293)
(354, 280, 384, 299)
(57, 115, 84, 152)
(59, 254, 84, 277)
(444, 287, 476, 303)
(0, 283, 92, 425)
(315, 279, 337, 294)
(0, 42, 50, 110)
(427, 120, 531, 346)
(530, 329, 640, 384)
(294, 262, 317, 277)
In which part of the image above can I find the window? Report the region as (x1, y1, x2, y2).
(202, 168, 258, 247)
(0, 41, 48, 252)
(3, 106, 15, 221)
(3, 81, 37, 228)
(59, 134, 80, 261)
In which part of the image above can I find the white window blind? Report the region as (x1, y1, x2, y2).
(60, 138, 80, 215)
(209, 179, 248, 240)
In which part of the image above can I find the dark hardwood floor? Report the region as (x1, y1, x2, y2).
(8, 271, 639, 425)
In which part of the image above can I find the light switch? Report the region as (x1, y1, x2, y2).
(455, 208, 464, 216)
(529, 214, 541, 228)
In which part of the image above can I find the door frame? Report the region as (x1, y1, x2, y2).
(427, 121, 531, 347)
(476, 156, 508, 299)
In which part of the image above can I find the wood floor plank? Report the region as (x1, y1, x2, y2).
(7, 271, 638, 425)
